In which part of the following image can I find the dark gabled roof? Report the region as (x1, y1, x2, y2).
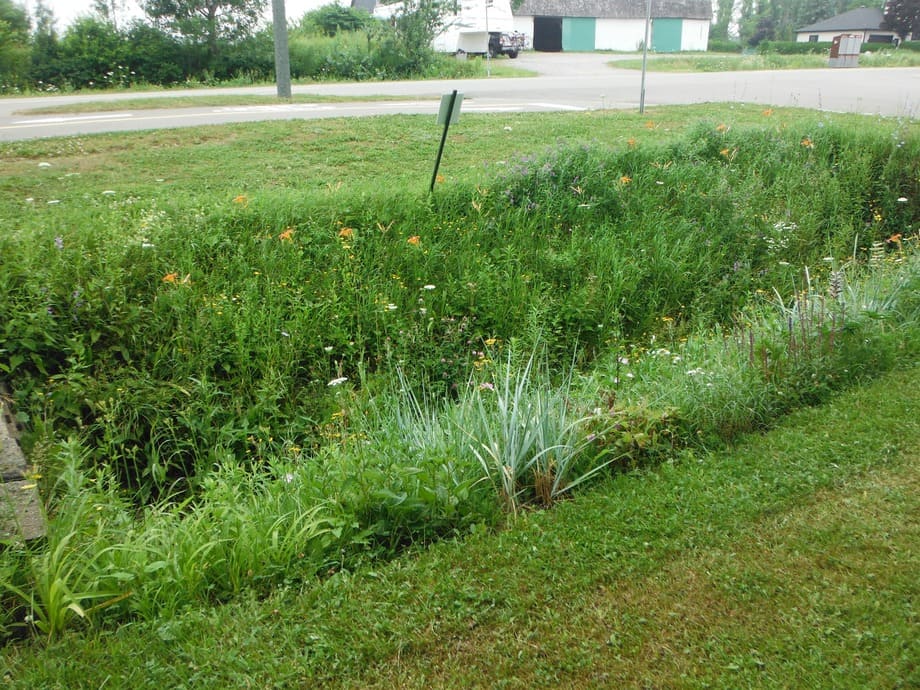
(795, 7, 886, 33)
(515, 0, 711, 20)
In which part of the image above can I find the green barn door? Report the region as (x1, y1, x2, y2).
(562, 17, 596, 51)
(652, 18, 682, 52)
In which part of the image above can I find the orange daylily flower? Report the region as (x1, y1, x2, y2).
(620, 175, 632, 184)
(716, 123, 728, 133)
(436, 174, 445, 184)
(278, 228, 294, 242)
(338, 227, 353, 239)
(162, 272, 191, 285)
(801, 138, 814, 148)
(407, 235, 421, 246)
(233, 194, 249, 206)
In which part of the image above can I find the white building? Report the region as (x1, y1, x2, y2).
(512, 0, 711, 52)
(794, 7, 900, 44)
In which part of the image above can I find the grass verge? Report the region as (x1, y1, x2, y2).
(12, 93, 427, 116)
(3, 365, 917, 688)
(613, 51, 920, 71)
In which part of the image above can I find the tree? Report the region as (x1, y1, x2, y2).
(711, 0, 737, 40)
(304, 3, 370, 37)
(57, 17, 127, 88)
(377, 0, 456, 73)
(0, 0, 31, 87)
(30, 0, 61, 87)
(124, 21, 186, 83)
(883, 0, 920, 40)
(142, 0, 267, 60)
(92, 0, 127, 30)
(0, 0, 28, 34)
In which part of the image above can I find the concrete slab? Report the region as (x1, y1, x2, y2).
(1, 480, 45, 542)
(1, 392, 46, 542)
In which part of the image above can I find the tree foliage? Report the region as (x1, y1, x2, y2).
(734, 0, 874, 45)
(301, 4, 370, 37)
(883, 0, 920, 39)
(29, 0, 61, 86)
(142, 0, 266, 56)
(380, 0, 456, 73)
(0, 0, 31, 86)
(92, 0, 128, 30)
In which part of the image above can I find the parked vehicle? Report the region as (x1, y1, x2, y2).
(373, 0, 529, 57)
(488, 31, 528, 58)
(429, 0, 528, 57)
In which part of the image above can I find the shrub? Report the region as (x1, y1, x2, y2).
(707, 38, 743, 53)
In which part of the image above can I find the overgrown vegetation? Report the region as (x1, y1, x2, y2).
(615, 47, 920, 71)
(0, 108, 918, 649)
(3, 360, 918, 688)
(0, 0, 470, 92)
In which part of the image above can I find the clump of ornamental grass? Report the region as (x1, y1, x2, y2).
(459, 346, 622, 513)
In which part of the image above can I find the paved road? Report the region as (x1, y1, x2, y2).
(1, 53, 917, 141)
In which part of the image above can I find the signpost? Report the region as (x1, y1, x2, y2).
(430, 90, 462, 193)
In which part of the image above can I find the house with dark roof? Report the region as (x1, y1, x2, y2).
(512, 0, 711, 52)
(794, 7, 900, 44)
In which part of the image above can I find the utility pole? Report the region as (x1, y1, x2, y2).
(485, 0, 492, 77)
(639, 0, 651, 113)
(272, 0, 292, 100)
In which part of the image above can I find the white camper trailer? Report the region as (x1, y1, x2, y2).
(433, 0, 526, 56)
(374, 0, 528, 57)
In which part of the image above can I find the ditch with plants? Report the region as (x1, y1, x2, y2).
(0, 108, 918, 644)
